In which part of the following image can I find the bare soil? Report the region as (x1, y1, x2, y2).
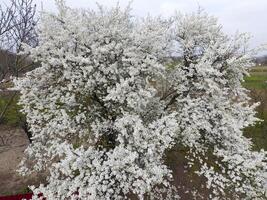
(0, 125, 43, 196)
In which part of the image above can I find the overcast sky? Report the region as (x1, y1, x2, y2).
(2, 0, 267, 53)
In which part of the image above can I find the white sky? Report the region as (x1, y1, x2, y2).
(1, 0, 267, 53)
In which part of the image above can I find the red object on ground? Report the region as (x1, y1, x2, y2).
(0, 193, 33, 200)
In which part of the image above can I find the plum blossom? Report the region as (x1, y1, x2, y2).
(14, 1, 266, 199)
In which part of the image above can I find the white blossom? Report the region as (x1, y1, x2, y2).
(14, 2, 266, 200)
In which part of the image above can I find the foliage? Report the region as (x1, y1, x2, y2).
(14, 2, 267, 200)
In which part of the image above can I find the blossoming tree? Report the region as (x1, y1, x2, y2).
(14, 1, 267, 199)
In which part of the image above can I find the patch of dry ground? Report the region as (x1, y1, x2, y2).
(0, 125, 43, 196)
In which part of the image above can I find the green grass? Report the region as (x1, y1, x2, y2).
(0, 94, 24, 126)
(243, 78, 267, 89)
(248, 66, 267, 72)
(245, 120, 267, 151)
(243, 66, 267, 89)
(243, 66, 267, 150)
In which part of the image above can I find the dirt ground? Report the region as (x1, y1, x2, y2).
(0, 125, 42, 196)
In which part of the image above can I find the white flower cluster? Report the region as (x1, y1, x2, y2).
(14, 2, 266, 199)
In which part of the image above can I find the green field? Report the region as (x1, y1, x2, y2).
(243, 66, 267, 89)
(243, 66, 267, 150)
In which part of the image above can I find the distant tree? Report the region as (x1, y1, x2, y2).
(0, 0, 38, 52)
(258, 55, 267, 66)
(0, 0, 37, 135)
(14, 2, 267, 199)
(0, 50, 15, 82)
